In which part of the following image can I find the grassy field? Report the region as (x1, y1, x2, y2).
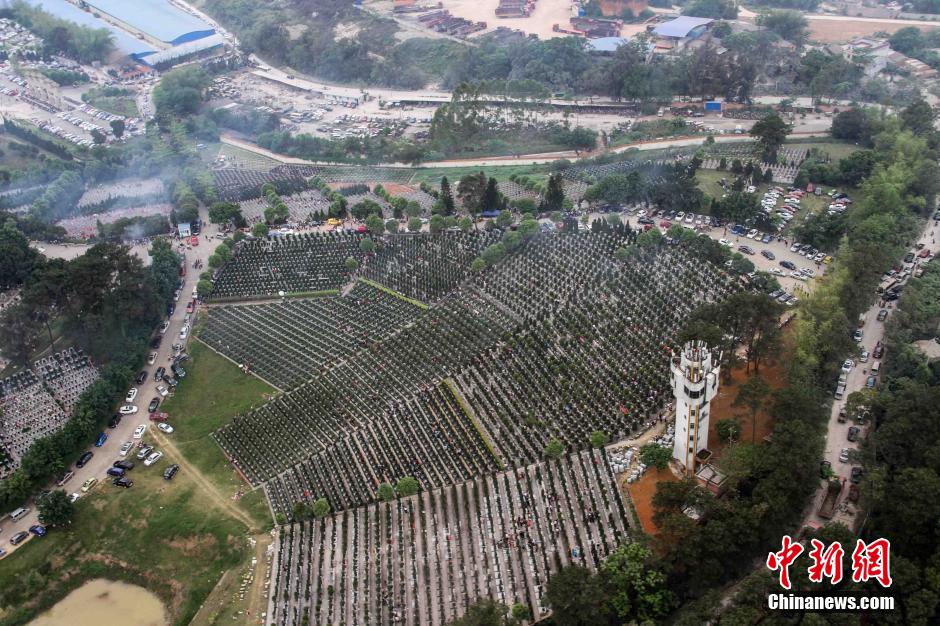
(0, 333, 276, 626)
(785, 139, 860, 161)
(409, 162, 553, 185)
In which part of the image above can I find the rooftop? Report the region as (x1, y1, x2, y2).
(84, 0, 214, 46)
(586, 36, 629, 53)
(652, 16, 713, 39)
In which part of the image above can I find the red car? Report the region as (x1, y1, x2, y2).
(191, 236, 199, 246)
(356, 225, 367, 234)
(659, 220, 672, 229)
(918, 248, 931, 258)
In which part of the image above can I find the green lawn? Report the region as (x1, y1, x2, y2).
(409, 163, 553, 185)
(785, 140, 860, 162)
(158, 338, 276, 530)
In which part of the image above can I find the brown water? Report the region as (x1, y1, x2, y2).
(29, 579, 167, 626)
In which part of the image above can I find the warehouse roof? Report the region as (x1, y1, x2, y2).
(136, 32, 225, 66)
(652, 16, 713, 39)
(84, 0, 214, 45)
(24, 0, 155, 55)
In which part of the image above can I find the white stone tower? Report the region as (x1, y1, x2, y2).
(671, 341, 721, 476)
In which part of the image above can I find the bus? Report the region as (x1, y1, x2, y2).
(877, 278, 897, 294)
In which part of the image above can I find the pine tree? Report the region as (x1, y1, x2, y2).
(440, 176, 455, 215)
(544, 173, 565, 212)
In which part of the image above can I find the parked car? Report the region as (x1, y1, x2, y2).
(148, 351, 157, 365)
(820, 460, 831, 479)
(877, 309, 888, 322)
(136, 444, 154, 460)
(112, 477, 134, 488)
(848, 426, 860, 442)
(144, 451, 164, 467)
(125, 388, 138, 402)
(157, 384, 168, 397)
(68, 492, 80, 503)
(108, 414, 122, 429)
(163, 464, 180, 481)
(841, 359, 853, 373)
(132, 424, 147, 439)
(866, 375, 877, 388)
(839, 448, 850, 463)
(148, 397, 160, 413)
(761, 250, 775, 260)
(119, 441, 133, 457)
(874, 342, 884, 359)
(81, 477, 97, 492)
(94, 432, 108, 447)
(106, 467, 125, 478)
(76, 451, 93, 468)
(56, 471, 74, 487)
(853, 329, 863, 342)
(154, 367, 165, 382)
(780, 260, 797, 271)
(9, 531, 29, 545)
(28, 525, 46, 537)
(859, 350, 869, 363)
(119, 405, 138, 415)
(157, 423, 174, 434)
(850, 467, 864, 484)
(135, 371, 147, 385)
(113, 460, 135, 471)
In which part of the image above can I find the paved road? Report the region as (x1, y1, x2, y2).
(804, 220, 935, 529)
(0, 208, 225, 557)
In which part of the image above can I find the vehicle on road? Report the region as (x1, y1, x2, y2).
(818, 478, 842, 519)
(839, 448, 850, 463)
(780, 260, 797, 271)
(81, 477, 97, 492)
(148, 397, 160, 413)
(154, 367, 165, 382)
(119, 405, 138, 415)
(148, 351, 157, 365)
(125, 388, 138, 402)
(119, 441, 133, 456)
(761, 250, 775, 260)
(136, 371, 147, 385)
(94, 432, 108, 447)
(108, 414, 122, 428)
(133, 424, 146, 439)
(851, 467, 863, 484)
(10, 531, 29, 546)
(76, 451, 93, 468)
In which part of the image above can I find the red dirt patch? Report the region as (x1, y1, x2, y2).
(625, 466, 679, 535)
(380, 183, 416, 195)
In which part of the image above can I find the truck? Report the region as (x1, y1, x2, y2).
(734, 124, 743, 134)
(818, 478, 842, 519)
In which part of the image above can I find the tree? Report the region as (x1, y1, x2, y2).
(733, 375, 771, 443)
(715, 418, 742, 443)
(639, 443, 671, 469)
(900, 97, 937, 137)
(385, 219, 399, 234)
(208, 202, 243, 226)
(252, 223, 269, 238)
(602, 543, 675, 622)
(510, 603, 531, 622)
(544, 566, 612, 626)
(459, 216, 473, 232)
(429, 214, 445, 234)
(152, 65, 210, 117)
(545, 438, 566, 459)
(683, 0, 737, 19)
(457, 172, 488, 214)
(757, 10, 809, 46)
(396, 476, 420, 496)
(496, 210, 513, 229)
(196, 279, 213, 299)
(344, 256, 359, 272)
(37, 489, 74, 526)
(450, 599, 513, 626)
(109, 119, 125, 138)
(351, 199, 382, 220)
(636, 227, 663, 248)
(482, 177, 501, 213)
(407, 217, 422, 232)
(590, 430, 610, 448)
(311, 498, 331, 519)
(366, 213, 385, 236)
(750, 113, 792, 161)
(377, 482, 395, 501)
(543, 173, 565, 212)
(359, 237, 375, 254)
(90, 128, 105, 144)
(439, 176, 455, 215)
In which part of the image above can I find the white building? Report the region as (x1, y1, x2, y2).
(670, 341, 721, 476)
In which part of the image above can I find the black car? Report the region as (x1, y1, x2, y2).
(148, 397, 160, 413)
(167, 303, 176, 316)
(877, 309, 888, 321)
(850, 467, 863, 484)
(162, 374, 178, 387)
(780, 260, 797, 271)
(847, 426, 860, 442)
(904, 252, 915, 264)
(761, 250, 776, 260)
(108, 414, 122, 429)
(738, 245, 755, 255)
(113, 460, 135, 471)
(136, 371, 147, 385)
(171, 363, 186, 378)
(163, 464, 180, 481)
(112, 477, 134, 488)
(154, 367, 166, 382)
(873, 342, 885, 358)
(150, 335, 162, 349)
(76, 451, 94, 468)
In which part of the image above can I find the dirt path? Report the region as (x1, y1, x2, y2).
(190, 532, 273, 626)
(152, 430, 259, 532)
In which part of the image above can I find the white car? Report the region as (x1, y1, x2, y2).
(125, 388, 138, 403)
(133, 424, 147, 439)
(157, 384, 168, 397)
(746, 229, 758, 239)
(771, 267, 784, 276)
(68, 492, 81, 503)
(860, 350, 870, 363)
(144, 451, 164, 467)
(160, 320, 170, 334)
(119, 405, 138, 415)
(791, 272, 808, 282)
(119, 441, 133, 457)
(801, 268, 816, 278)
(839, 448, 850, 463)
(841, 360, 853, 373)
(157, 423, 174, 434)
(719, 239, 734, 247)
(148, 351, 157, 365)
(179, 326, 189, 340)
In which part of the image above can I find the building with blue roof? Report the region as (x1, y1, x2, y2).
(83, 0, 215, 46)
(22, 0, 156, 57)
(586, 37, 630, 54)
